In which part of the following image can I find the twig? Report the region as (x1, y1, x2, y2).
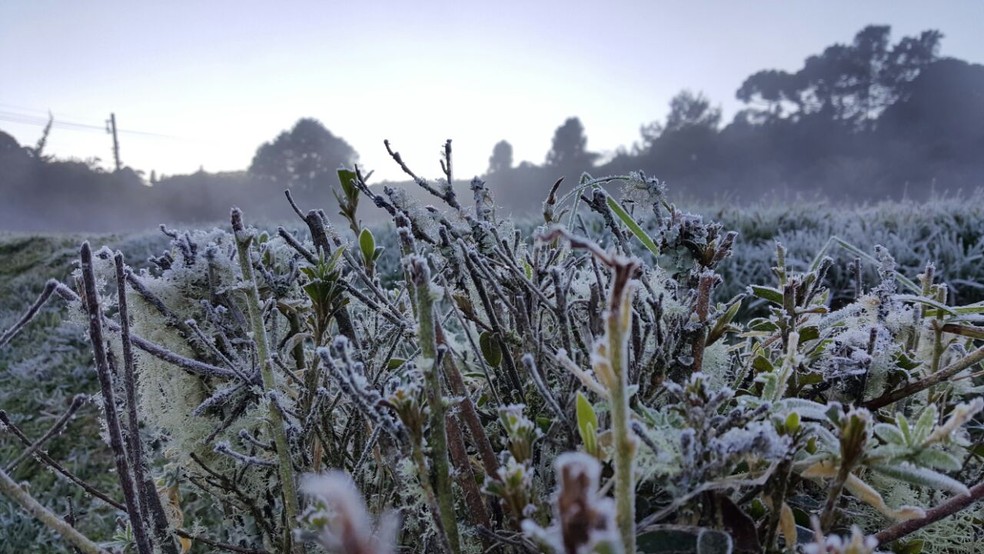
(231, 209, 303, 554)
(115, 252, 179, 554)
(0, 467, 109, 554)
(80, 242, 154, 554)
(875, 479, 984, 545)
(864, 345, 984, 410)
(174, 529, 270, 554)
(0, 410, 125, 511)
(5, 394, 87, 473)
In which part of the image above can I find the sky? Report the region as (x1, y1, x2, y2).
(2, 1, 982, 183)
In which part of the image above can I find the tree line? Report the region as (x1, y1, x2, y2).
(2, 25, 982, 232)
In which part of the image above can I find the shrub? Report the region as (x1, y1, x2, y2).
(1, 144, 982, 554)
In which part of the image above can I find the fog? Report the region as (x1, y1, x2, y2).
(2, 23, 983, 233)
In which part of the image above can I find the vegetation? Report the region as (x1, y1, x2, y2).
(2, 141, 983, 553)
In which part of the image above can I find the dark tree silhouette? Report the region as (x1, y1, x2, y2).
(248, 118, 358, 192)
(487, 140, 513, 174)
(545, 117, 598, 168)
(665, 90, 722, 133)
(738, 26, 942, 127)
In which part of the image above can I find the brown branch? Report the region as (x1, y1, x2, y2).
(0, 410, 125, 511)
(875, 480, 984, 545)
(864, 345, 984, 410)
(80, 242, 154, 554)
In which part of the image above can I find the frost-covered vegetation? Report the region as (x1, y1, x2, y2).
(1, 145, 983, 553)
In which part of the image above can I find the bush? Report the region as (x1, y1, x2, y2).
(1, 148, 983, 554)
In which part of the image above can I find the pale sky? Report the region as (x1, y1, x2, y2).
(2, 1, 982, 183)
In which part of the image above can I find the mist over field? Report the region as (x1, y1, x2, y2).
(2, 18, 983, 233)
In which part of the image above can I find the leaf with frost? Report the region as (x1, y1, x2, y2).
(871, 463, 970, 496)
(843, 473, 925, 522)
(912, 405, 938, 445)
(913, 448, 963, 471)
(606, 193, 661, 258)
(925, 398, 984, 445)
(777, 398, 831, 422)
(873, 422, 906, 446)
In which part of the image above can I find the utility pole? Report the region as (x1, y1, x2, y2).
(106, 113, 121, 172)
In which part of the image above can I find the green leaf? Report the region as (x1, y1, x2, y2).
(749, 318, 779, 332)
(707, 297, 743, 346)
(605, 194, 661, 258)
(797, 326, 820, 343)
(387, 357, 407, 370)
(913, 405, 938, 445)
(893, 539, 924, 554)
(359, 228, 375, 262)
(897, 414, 912, 444)
(893, 351, 922, 371)
(871, 463, 969, 496)
(752, 355, 774, 374)
(337, 168, 358, 197)
(895, 294, 958, 317)
(913, 448, 962, 471)
(874, 423, 906, 446)
(749, 285, 784, 306)
(479, 331, 502, 367)
(522, 259, 533, 280)
(777, 398, 830, 421)
(785, 412, 801, 434)
(576, 391, 599, 454)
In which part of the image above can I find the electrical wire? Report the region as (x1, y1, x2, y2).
(0, 106, 179, 139)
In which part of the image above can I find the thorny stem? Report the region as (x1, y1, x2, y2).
(408, 256, 461, 554)
(231, 209, 303, 554)
(80, 243, 155, 554)
(0, 467, 109, 554)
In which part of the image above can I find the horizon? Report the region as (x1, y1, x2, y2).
(2, 1, 983, 183)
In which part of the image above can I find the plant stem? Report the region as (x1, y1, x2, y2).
(231, 209, 302, 554)
(864, 345, 984, 410)
(0, 467, 108, 554)
(607, 261, 638, 554)
(408, 255, 461, 554)
(875, 479, 984, 545)
(80, 243, 154, 554)
(115, 252, 179, 554)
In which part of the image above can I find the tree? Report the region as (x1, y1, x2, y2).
(545, 117, 599, 168)
(737, 25, 942, 128)
(635, 91, 721, 156)
(487, 140, 513, 174)
(878, 59, 984, 162)
(665, 90, 721, 133)
(249, 118, 358, 191)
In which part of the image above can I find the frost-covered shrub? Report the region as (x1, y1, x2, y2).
(1, 148, 983, 554)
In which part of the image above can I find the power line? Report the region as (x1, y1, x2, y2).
(0, 108, 180, 139)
